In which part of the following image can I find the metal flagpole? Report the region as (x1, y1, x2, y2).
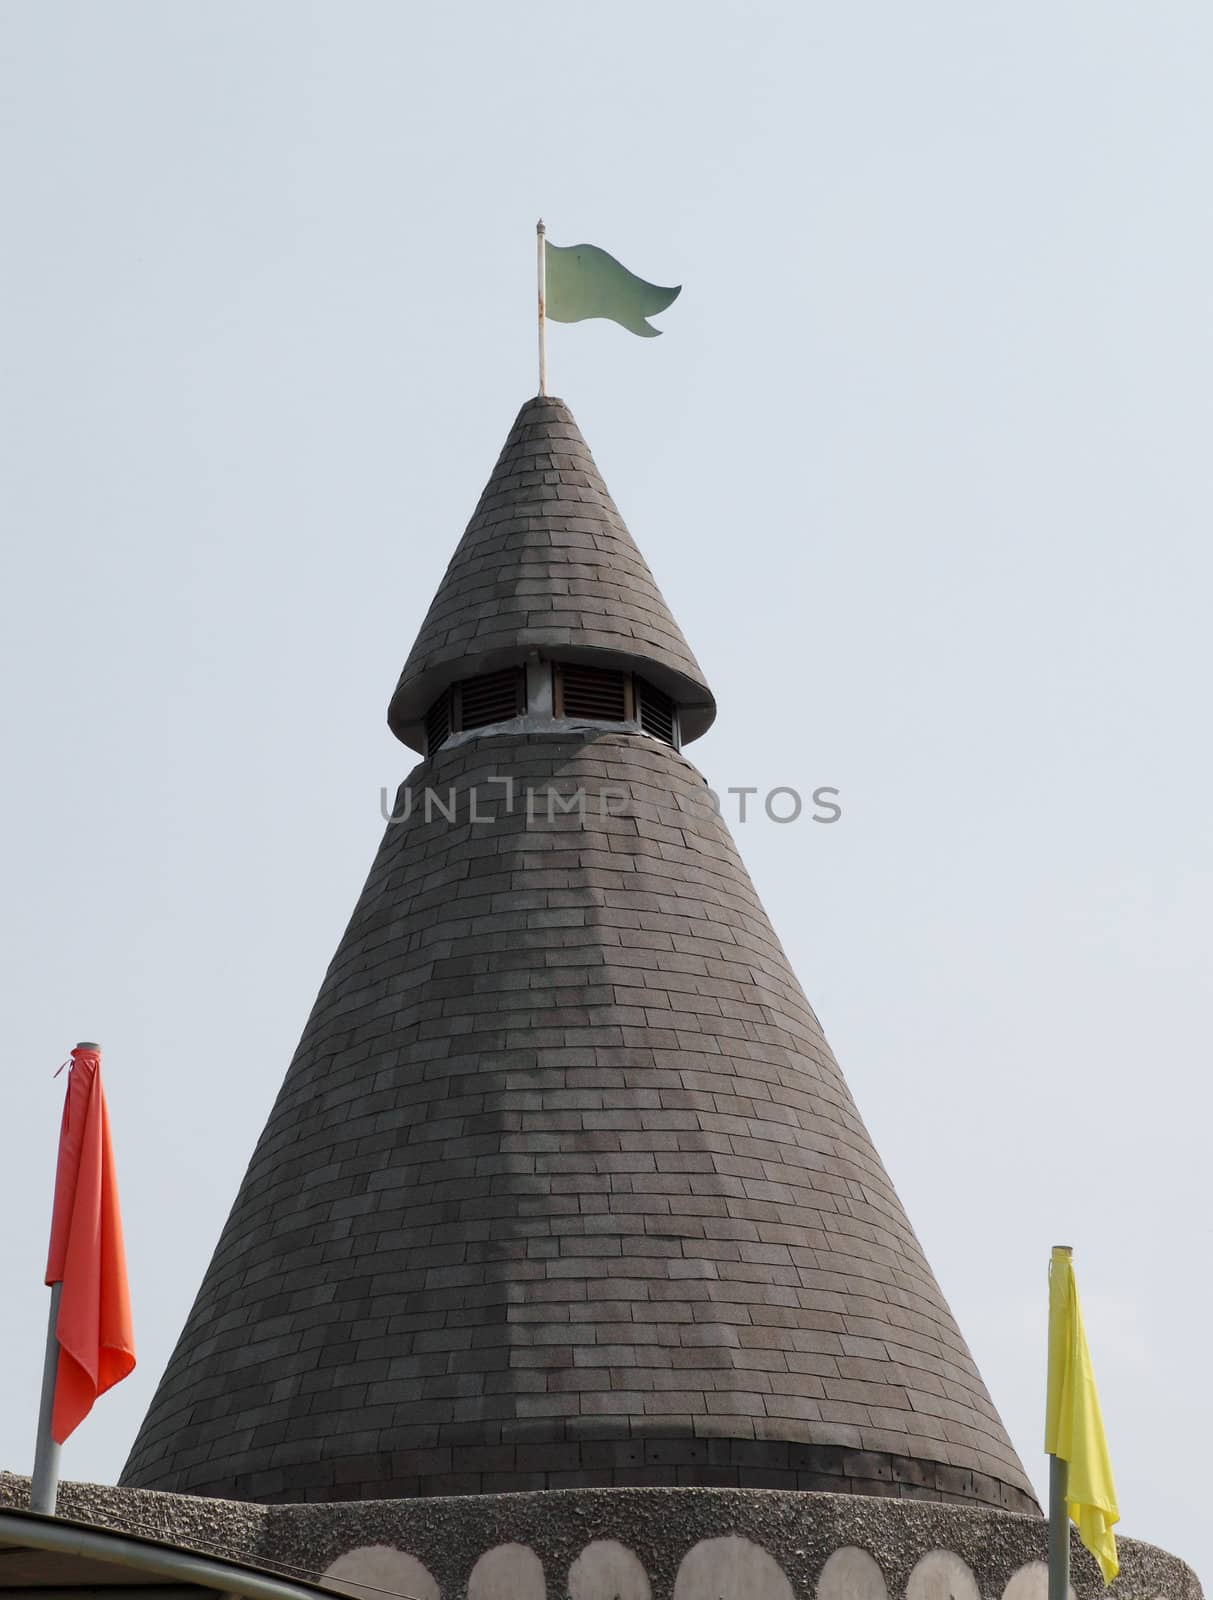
(30, 1282, 63, 1514)
(1047, 1244, 1073, 1600)
(1048, 1454, 1071, 1600)
(536, 218, 547, 397)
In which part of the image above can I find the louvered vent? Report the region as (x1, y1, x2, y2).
(457, 666, 526, 730)
(637, 677, 676, 747)
(428, 663, 678, 753)
(425, 667, 525, 755)
(556, 664, 631, 722)
(425, 690, 451, 756)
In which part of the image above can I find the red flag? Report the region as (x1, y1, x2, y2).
(44, 1046, 135, 1443)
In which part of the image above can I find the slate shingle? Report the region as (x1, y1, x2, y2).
(121, 734, 1036, 1516)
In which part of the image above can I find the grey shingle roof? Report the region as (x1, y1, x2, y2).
(387, 396, 715, 751)
(120, 401, 1036, 1515)
(122, 735, 1035, 1511)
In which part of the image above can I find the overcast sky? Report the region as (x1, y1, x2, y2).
(2, 0, 1211, 1582)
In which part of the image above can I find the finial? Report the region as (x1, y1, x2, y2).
(537, 217, 545, 235)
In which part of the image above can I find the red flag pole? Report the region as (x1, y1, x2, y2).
(30, 1281, 64, 1514)
(31, 1040, 100, 1515)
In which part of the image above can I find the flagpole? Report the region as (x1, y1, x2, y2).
(30, 1281, 62, 1514)
(1048, 1453, 1070, 1600)
(1047, 1243, 1073, 1600)
(536, 218, 547, 397)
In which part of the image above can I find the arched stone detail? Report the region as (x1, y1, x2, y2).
(817, 1547, 889, 1600)
(1003, 1563, 1075, 1600)
(567, 1541, 652, 1600)
(322, 1546, 440, 1600)
(907, 1552, 979, 1600)
(467, 1543, 546, 1600)
(674, 1537, 794, 1600)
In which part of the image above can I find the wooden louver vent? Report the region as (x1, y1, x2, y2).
(637, 678, 676, 746)
(426, 662, 679, 755)
(425, 666, 526, 755)
(554, 663, 632, 722)
(425, 692, 451, 756)
(457, 666, 526, 730)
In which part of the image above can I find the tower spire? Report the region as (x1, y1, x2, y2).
(387, 396, 714, 751)
(122, 397, 1037, 1516)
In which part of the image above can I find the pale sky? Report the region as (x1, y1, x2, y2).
(2, 0, 1211, 1581)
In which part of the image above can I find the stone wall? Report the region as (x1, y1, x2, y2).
(1, 1477, 1199, 1600)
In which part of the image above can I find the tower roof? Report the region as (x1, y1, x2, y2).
(122, 398, 1037, 1516)
(387, 396, 715, 751)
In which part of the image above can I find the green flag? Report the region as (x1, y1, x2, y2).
(545, 241, 680, 338)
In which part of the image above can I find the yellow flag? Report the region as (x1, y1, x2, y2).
(1045, 1247, 1120, 1584)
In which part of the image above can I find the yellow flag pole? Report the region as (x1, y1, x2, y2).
(1047, 1245, 1072, 1600)
(536, 218, 547, 397)
(1048, 1451, 1071, 1600)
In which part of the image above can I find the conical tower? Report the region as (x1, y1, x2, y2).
(122, 398, 1037, 1515)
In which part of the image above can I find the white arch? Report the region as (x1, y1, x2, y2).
(674, 1537, 794, 1600)
(321, 1545, 440, 1600)
(567, 1541, 652, 1600)
(1002, 1562, 1075, 1600)
(467, 1543, 546, 1600)
(906, 1551, 979, 1600)
(816, 1547, 888, 1600)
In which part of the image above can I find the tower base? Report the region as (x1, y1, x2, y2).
(1, 1476, 1200, 1600)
